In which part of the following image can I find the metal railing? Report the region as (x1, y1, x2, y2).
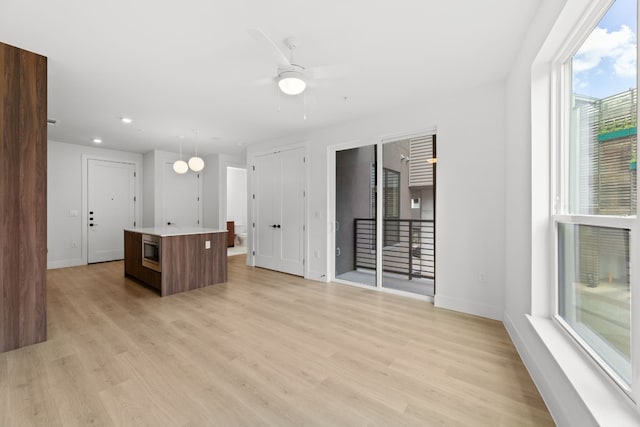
(354, 218, 435, 280)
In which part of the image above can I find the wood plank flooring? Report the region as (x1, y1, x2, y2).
(0, 256, 555, 426)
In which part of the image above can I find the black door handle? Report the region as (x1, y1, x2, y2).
(167, 222, 172, 225)
(89, 224, 94, 227)
(276, 224, 281, 228)
(271, 224, 277, 228)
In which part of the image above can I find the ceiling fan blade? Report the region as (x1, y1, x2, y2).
(248, 28, 291, 69)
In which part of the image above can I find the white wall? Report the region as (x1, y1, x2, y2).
(142, 149, 204, 227)
(47, 140, 143, 269)
(227, 167, 247, 233)
(247, 80, 507, 320)
(202, 153, 219, 229)
(143, 150, 155, 226)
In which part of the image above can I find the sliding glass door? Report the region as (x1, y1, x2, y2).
(381, 137, 435, 296)
(335, 145, 377, 286)
(333, 134, 436, 297)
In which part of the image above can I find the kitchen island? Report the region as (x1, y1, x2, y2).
(124, 227, 227, 296)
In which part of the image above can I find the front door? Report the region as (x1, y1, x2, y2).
(254, 147, 305, 276)
(87, 159, 136, 263)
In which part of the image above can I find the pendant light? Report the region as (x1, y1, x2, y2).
(188, 130, 205, 172)
(173, 143, 188, 174)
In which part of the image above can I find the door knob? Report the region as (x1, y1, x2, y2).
(167, 222, 172, 225)
(276, 224, 281, 228)
(271, 224, 277, 228)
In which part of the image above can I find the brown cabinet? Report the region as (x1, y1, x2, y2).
(124, 230, 228, 297)
(0, 42, 47, 353)
(226, 221, 235, 247)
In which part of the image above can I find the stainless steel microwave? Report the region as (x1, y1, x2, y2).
(141, 234, 161, 272)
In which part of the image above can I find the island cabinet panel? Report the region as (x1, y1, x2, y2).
(124, 231, 161, 291)
(124, 229, 227, 297)
(0, 42, 47, 353)
(161, 232, 227, 296)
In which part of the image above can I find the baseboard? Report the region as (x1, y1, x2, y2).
(434, 294, 502, 320)
(503, 312, 568, 427)
(306, 270, 329, 282)
(47, 258, 84, 270)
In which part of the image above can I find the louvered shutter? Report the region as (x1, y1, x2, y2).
(409, 135, 434, 186)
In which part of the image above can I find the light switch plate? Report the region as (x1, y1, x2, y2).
(205, 240, 211, 249)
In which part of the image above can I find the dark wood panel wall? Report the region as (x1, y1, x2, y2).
(0, 42, 47, 353)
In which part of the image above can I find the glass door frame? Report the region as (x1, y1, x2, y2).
(328, 127, 436, 301)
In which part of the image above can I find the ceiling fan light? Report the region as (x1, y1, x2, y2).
(278, 72, 306, 95)
(173, 159, 189, 174)
(188, 156, 205, 172)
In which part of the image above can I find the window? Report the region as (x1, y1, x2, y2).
(554, 0, 637, 392)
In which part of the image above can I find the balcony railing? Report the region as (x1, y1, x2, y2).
(354, 218, 435, 280)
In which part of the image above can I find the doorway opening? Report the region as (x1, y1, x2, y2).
(227, 166, 248, 257)
(333, 134, 436, 298)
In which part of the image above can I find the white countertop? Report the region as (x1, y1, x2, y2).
(124, 226, 227, 237)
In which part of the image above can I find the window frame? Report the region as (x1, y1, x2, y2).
(550, 0, 639, 401)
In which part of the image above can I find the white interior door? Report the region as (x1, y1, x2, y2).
(88, 159, 136, 263)
(163, 162, 200, 227)
(254, 147, 305, 276)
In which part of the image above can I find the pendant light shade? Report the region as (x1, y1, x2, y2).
(188, 156, 204, 172)
(173, 159, 188, 174)
(173, 142, 188, 174)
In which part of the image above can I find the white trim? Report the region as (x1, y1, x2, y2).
(333, 278, 434, 302)
(379, 126, 438, 144)
(503, 313, 565, 427)
(81, 155, 141, 266)
(554, 215, 636, 229)
(527, 315, 640, 426)
(47, 258, 84, 270)
(434, 294, 502, 321)
(376, 142, 384, 288)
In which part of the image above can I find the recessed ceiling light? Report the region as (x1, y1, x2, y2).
(121, 117, 133, 124)
(92, 138, 103, 144)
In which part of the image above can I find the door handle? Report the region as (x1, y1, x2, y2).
(276, 224, 281, 228)
(167, 222, 172, 225)
(271, 224, 277, 228)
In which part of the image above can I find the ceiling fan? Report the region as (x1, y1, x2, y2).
(248, 29, 310, 96)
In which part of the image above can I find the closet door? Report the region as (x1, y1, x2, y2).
(254, 148, 305, 276)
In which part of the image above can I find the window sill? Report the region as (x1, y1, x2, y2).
(527, 315, 639, 426)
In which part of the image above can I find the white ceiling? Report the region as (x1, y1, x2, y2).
(0, 0, 541, 156)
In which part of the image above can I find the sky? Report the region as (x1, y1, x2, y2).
(572, 0, 637, 98)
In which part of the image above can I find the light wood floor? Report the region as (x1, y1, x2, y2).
(0, 256, 554, 426)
